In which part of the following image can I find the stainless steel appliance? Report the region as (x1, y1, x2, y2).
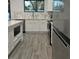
(15, 19, 25, 33)
(52, 0, 70, 59)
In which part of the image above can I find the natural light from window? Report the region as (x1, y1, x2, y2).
(24, 0, 44, 12)
(53, 0, 64, 12)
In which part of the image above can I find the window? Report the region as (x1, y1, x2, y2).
(53, 0, 64, 12)
(24, 0, 44, 12)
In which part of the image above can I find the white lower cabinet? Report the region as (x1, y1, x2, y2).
(8, 21, 23, 55)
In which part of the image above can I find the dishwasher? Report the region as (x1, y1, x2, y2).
(47, 20, 53, 45)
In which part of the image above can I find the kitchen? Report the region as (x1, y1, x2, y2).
(8, 0, 70, 59)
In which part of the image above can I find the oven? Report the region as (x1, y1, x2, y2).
(52, 26, 70, 59)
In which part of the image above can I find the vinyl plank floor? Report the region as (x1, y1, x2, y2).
(9, 32, 52, 59)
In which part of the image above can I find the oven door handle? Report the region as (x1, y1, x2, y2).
(53, 26, 70, 47)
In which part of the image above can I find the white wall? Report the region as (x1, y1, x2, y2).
(10, 0, 53, 19)
(10, 0, 53, 32)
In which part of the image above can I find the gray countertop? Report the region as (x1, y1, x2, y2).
(8, 20, 23, 28)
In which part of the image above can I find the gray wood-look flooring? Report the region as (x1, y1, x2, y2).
(9, 32, 52, 59)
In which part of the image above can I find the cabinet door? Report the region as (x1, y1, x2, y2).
(8, 29, 14, 54)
